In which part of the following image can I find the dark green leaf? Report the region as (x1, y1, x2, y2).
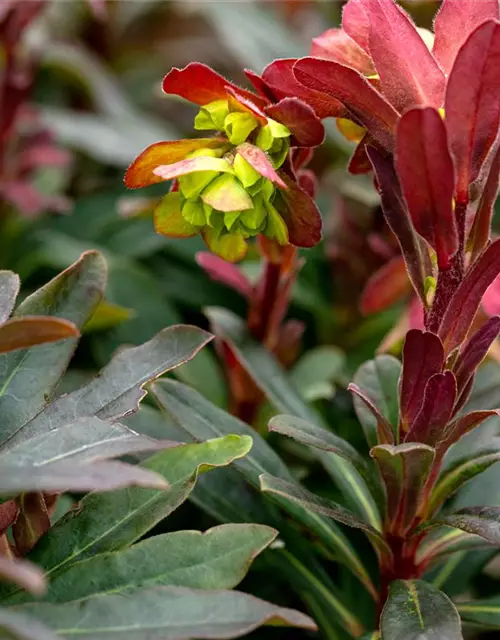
(10, 325, 212, 446)
(429, 506, 500, 545)
(0, 251, 106, 445)
(40, 524, 276, 603)
(457, 595, 500, 630)
(13, 586, 316, 638)
(290, 346, 345, 401)
(381, 580, 462, 639)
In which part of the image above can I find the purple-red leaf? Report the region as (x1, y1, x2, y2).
(438, 238, 500, 353)
(348, 383, 394, 445)
(367, 147, 429, 305)
(445, 20, 500, 204)
(347, 137, 373, 175)
(162, 62, 267, 109)
(399, 330, 445, 434)
(405, 371, 457, 446)
(438, 410, 500, 453)
(236, 143, 287, 188)
(195, 252, 252, 299)
(261, 59, 342, 119)
(360, 256, 412, 315)
(370, 442, 435, 533)
(277, 174, 322, 248)
(469, 141, 500, 262)
(433, 0, 500, 74)
(311, 28, 376, 76)
(125, 139, 227, 189)
(358, 0, 445, 111)
(396, 108, 458, 269)
(454, 316, 500, 397)
(293, 57, 399, 151)
(265, 98, 325, 148)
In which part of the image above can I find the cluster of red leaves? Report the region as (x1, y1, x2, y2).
(0, 0, 71, 217)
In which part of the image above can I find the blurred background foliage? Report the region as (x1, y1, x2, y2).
(3, 1, 500, 637)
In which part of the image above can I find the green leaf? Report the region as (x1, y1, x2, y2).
(205, 308, 382, 529)
(260, 474, 391, 561)
(39, 524, 276, 603)
(8, 325, 212, 446)
(0, 271, 20, 324)
(290, 346, 345, 401)
(380, 580, 462, 640)
(352, 355, 401, 448)
(0, 436, 252, 604)
(0, 460, 167, 499)
(12, 586, 316, 638)
(0, 610, 59, 640)
(0, 418, 173, 466)
(83, 300, 134, 333)
(149, 380, 376, 598)
(428, 443, 500, 515)
(457, 595, 500, 630)
(370, 443, 435, 530)
(417, 528, 488, 566)
(428, 507, 500, 545)
(0, 251, 106, 445)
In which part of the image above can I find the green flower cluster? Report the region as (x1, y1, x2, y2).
(171, 100, 292, 259)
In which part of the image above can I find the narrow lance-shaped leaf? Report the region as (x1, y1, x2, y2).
(348, 384, 394, 445)
(370, 443, 435, 533)
(457, 595, 500, 630)
(37, 524, 277, 604)
(260, 474, 392, 561)
(399, 330, 444, 435)
(0, 251, 106, 446)
(453, 316, 500, 399)
(405, 372, 457, 446)
(445, 20, 500, 203)
(148, 379, 377, 600)
(469, 141, 500, 261)
(360, 255, 412, 315)
(0, 317, 79, 354)
(0, 435, 252, 604)
(427, 506, 500, 545)
(428, 442, 500, 516)
(9, 325, 212, 447)
(438, 238, 500, 354)
(380, 579, 462, 640)
(12, 586, 317, 639)
(367, 147, 429, 305)
(0, 271, 20, 324)
(396, 107, 457, 269)
(437, 410, 500, 453)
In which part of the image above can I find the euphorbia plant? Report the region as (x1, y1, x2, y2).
(123, 0, 500, 637)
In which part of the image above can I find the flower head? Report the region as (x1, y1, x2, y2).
(125, 63, 323, 261)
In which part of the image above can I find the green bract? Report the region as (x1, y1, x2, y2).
(154, 100, 292, 261)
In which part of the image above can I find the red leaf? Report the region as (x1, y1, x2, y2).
(367, 147, 429, 305)
(360, 256, 412, 315)
(342, 0, 371, 52)
(262, 59, 344, 119)
(348, 383, 394, 445)
(294, 57, 399, 151)
(453, 316, 500, 396)
(357, 0, 445, 112)
(124, 139, 227, 189)
(469, 141, 500, 262)
(445, 20, 500, 203)
(484, 273, 500, 317)
(396, 107, 457, 270)
(162, 62, 266, 109)
(405, 371, 457, 446)
(438, 410, 500, 452)
(244, 69, 275, 101)
(400, 330, 445, 434)
(195, 252, 252, 299)
(0, 317, 79, 354)
(277, 174, 322, 248)
(236, 143, 287, 188)
(438, 238, 500, 353)
(433, 0, 499, 74)
(348, 137, 373, 175)
(311, 28, 376, 76)
(265, 98, 325, 148)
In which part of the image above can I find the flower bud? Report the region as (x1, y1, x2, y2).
(224, 112, 259, 145)
(233, 153, 261, 188)
(194, 100, 230, 131)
